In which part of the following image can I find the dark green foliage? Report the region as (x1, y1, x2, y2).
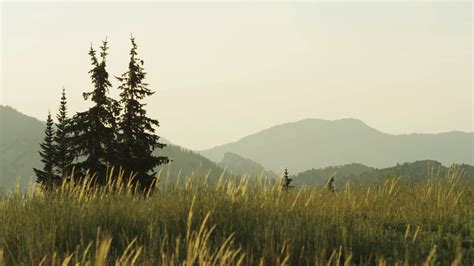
(116, 37, 168, 189)
(33, 112, 57, 187)
(69, 40, 120, 183)
(53, 88, 74, 179)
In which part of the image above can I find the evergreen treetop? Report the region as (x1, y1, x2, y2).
(116, 36, 168, 189)
(34, 111, 57, 188)
(69, 40, 120, 183)
(54, 87, 74, 179)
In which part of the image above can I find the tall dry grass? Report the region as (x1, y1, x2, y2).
(0, 167, 472, 265)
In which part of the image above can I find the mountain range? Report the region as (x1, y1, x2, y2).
(1, 105, 473, 190)
(200, 118, 473, 173)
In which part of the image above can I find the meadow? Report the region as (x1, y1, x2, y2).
(0, 168, 472, 265)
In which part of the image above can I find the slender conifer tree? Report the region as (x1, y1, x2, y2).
(54, 87, 74, 179)
(34, 111, 57, 187)
(116, 36, 168, 189)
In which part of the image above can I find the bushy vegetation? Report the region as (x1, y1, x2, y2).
(0, 169, 472, 265)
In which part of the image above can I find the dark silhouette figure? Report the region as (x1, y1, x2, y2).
(326, 174, 336, 192)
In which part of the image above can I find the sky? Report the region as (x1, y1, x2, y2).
(1, 2, 472, 150)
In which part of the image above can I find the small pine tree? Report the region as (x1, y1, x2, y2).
(33, 111, 58, 188)
(116, 36, 169, 189)
(282, 168, 294, 190)
(69, 40, 120, 184)
(54, 87, 74, 179)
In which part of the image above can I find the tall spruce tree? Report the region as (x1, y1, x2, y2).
(116, 36, 168, 189)
(34, 111, 57, 188)
(70, 40, 120, 184)
(54, 87, 74, 179)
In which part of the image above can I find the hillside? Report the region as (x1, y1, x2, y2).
(0, 106, 226, 190)
(156, 145, 227, 183)
(220, 152, 277, 179)
(200, 118, 474, 173)
(293, 160, 474, 187)
(0, 105, 44, 189)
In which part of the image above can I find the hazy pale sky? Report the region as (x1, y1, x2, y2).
(1, 2, 472, 150)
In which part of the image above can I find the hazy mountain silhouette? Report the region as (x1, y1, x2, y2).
(200, 118, 474, 173)
(220, 152, 277, 179)
(0, 105, 226, 190)
(2, 107, 473, 190)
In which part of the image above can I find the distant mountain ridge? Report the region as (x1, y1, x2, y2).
(220, 152, 277, 179)
(200, 118, 474, 173)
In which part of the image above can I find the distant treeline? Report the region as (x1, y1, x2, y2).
(293, 160, 474, 187)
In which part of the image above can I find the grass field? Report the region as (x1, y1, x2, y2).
(0, 169, 473, 265)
